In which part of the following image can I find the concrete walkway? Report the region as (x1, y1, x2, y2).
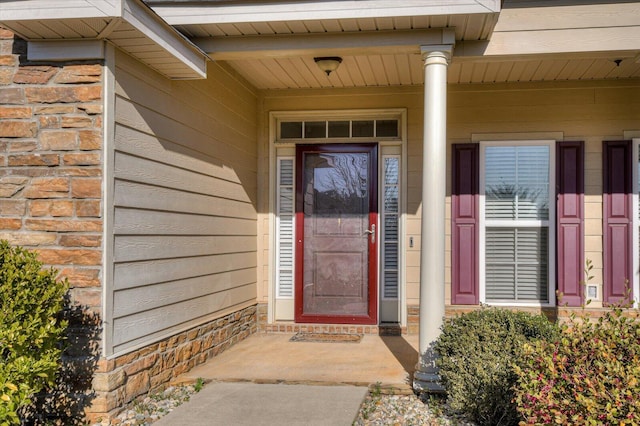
(155, 332, 419, 425)
(154, 382, 369, 425)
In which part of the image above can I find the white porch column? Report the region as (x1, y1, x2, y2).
(413, 45, 452, 393)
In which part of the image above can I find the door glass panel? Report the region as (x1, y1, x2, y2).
(302, 152, 370, 317)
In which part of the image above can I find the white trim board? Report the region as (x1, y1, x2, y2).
(28, 40, 105, 61)
(196, 29, 455, 60)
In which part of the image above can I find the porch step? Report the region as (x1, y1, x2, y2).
(262, 322, 406, 336)
(378, 324, 403, 336)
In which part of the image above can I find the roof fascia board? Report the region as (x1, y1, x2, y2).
(197, 28, 456, 60)
(151, 0, 500, 26)
(122, 0, 207, 78)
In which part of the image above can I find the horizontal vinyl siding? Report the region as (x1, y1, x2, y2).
(109, 49, 258, 356)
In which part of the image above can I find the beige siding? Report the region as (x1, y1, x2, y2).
(259, 78, 640, 313)
(456, 1, 640, 57)
(108, 49, 258, 356)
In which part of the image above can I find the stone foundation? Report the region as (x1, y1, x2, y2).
(86, 304, 257, 422)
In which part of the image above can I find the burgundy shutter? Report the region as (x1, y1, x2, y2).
(452, 143, 479, 305)
(603, 140, 633, 304)
(556, 142, 584, 306)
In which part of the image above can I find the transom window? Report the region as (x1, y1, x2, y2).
(278, 119, 399, 140)
(480, 141, 555, 304)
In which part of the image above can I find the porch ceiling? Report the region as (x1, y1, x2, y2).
(214, 52, 640, 91)
(151, 0, 640, 90)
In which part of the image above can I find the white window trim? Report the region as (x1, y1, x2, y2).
(632, 138, 640, 307)
(479, 140, 556, 307)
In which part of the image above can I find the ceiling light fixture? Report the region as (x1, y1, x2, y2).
(314, 57, 342, 76)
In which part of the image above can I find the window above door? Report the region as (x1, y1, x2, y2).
(272, 109, 405, 144)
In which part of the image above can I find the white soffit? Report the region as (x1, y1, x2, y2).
(148, 0, 501, 25)
(0, 0, 207, 79)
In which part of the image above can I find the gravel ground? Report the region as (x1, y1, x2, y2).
(353, 389, 475, 426)
(91, 383, 201, 426)
(93, 382, 473, 426)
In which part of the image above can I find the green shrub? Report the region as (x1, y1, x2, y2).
(514, 304, 640, 425)
(434, 307, 559, 426)
(0, 241, 68, 424)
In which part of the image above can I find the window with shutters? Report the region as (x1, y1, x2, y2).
(276, 157, 295, 298)
(480, 141, 556, 304)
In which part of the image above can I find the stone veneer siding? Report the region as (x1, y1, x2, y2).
(0, 29, 103, 312)
(89, 304, 257, 421)
(1, 29, 259, 422)
(0, 27, 105, 421)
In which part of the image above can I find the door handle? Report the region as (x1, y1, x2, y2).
(364, 224, 376, 243)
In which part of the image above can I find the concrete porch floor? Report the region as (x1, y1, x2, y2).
(176, 332, 420, 392)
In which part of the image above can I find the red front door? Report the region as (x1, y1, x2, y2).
(295, 144, 378, 324)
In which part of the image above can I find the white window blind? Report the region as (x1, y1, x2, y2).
(382, 156, 400, 299)
(483, 144, 551, 303)
(485, 146, 549, 221)
(486, 227, 549, 301)
(276, 157, 294, 298)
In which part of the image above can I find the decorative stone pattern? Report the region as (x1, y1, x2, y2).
(86, 304, 257, 422)
(0, 29, 103, 313)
